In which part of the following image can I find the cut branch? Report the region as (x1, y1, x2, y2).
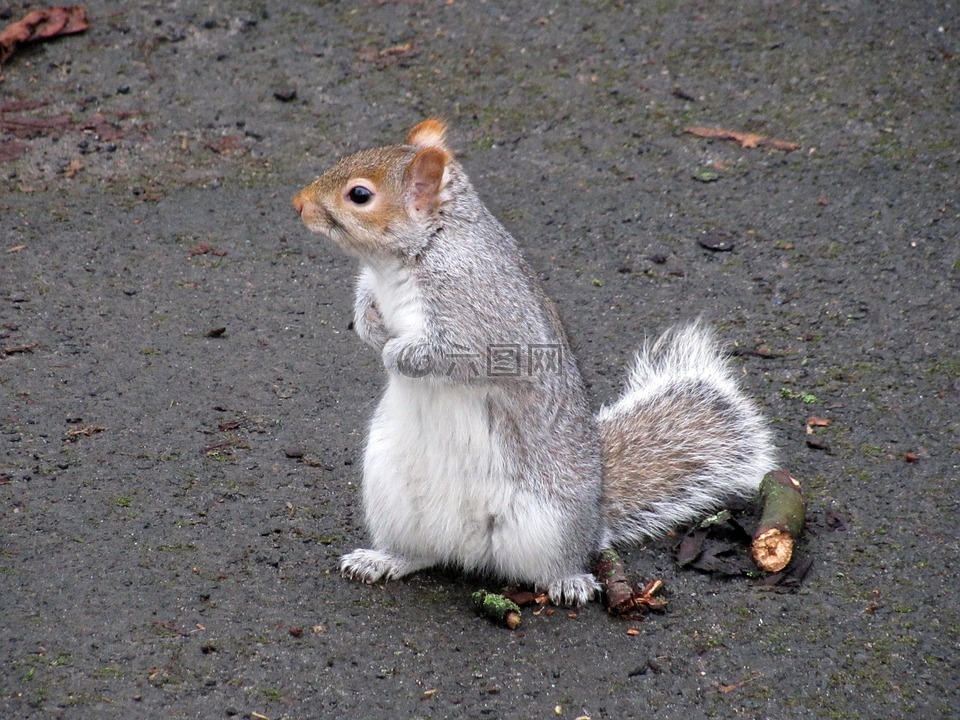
(594, 548, 636, 614)
(751, 470, 806, 572)
(593, 548, 667, 618)
(472, 590, 522, 629)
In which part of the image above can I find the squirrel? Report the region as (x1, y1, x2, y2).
(292, 119, 777, 606)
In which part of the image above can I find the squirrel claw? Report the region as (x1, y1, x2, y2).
(546, 573, 601, 607)
(340, 548, 428, 584)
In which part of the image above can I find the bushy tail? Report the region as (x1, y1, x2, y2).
(596, 322, 777, 547)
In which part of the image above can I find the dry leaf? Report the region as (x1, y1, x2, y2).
(357, 41, 419, 69)
(1, 112, 73, 139)
(63, 158, 84, 178)
(718, 672, 763, 694)
(65, 424, 107, 440)
(1, 342, 38, 356)
(0, 6, 90, 77)
(684, 125, 799, 152)
(806, 415, 831, 434)
(84, 112, 124, 142)
(188, 243, 228, 258)
(204, 134, 247, 155)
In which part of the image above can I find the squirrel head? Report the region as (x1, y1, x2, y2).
(293, 118, 454, 259)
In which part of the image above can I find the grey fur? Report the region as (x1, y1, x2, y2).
(295, 129, 777, 605)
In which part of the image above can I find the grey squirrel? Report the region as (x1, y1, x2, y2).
(292, 119, 776, 605)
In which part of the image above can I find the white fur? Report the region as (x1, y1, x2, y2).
(341, 261, 596, 604)
(596, 323, 777, 545)
(346, 374, 596, 603)
(360, 260, 424, 337)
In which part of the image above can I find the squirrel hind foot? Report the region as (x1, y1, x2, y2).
(340, 548, 430, 583)
(545, 573, 601, 607)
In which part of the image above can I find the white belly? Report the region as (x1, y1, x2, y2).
(362, 377, 505, 568)
(361, 376, 569, 583)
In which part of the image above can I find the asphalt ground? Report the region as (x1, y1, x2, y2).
(1, 2, 958, 718)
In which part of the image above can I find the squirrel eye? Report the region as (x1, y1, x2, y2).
(347, 185, 374, 205)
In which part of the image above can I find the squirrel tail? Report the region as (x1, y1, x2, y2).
(596, 321, 777, 547)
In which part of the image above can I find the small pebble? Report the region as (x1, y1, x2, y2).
(697, 232, 736, 252)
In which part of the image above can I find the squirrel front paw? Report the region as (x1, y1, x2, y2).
(340, 548, 429, 583)
(546, 573, 601, 606)
(382, 338, 436, 378)
(353, 303, 391, 351)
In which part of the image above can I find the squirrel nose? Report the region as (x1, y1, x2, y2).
(292, 192, 305, 216)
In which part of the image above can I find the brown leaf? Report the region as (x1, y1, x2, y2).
(188, 243, 228, 258)
(378, 41, 415, 57)
(204, 134, 248, 155)
(684, 125, 799, 152)
(0, 100, 50, 113)
(63, 158, 84, 178)
(65, 424, 107, 440)
(806, 415, 831, 435)
(0, 113, 74, 139)
(718, 672, 763, 694)
(84, 113, 124, 142)
(0, 6, 90, 74)
(357, 41, 419, 69)
(202, 439, 248, 456)
(675, 526, 708, 566)
(1, 342, 38, 356)
(729, 345, 785, 359)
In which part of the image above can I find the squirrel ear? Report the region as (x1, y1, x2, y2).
(404, 145, 450, 218)
(406, 118, 448, 150)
